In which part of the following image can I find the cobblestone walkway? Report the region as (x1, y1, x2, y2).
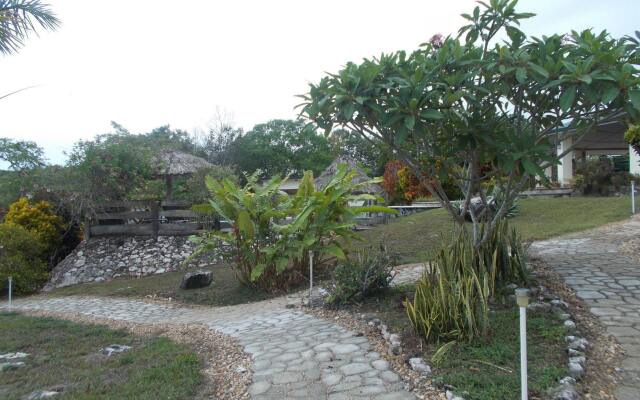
(530, 217, 640, 400)
(1, 292, 415, 399)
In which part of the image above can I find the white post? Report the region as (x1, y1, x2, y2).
(309, 251, 314, 307)
(516, 288, 530, 400)
(630, 144, 640, 176)
(632, 181, 636, 215)
(8, 276, 12, 307)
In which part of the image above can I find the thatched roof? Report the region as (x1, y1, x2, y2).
(152, 150, 212, 176)
(315, 156, 383, 195)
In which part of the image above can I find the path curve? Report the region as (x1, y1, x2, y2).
(530, 216, 640, 400)
(1, 293, 415, 400)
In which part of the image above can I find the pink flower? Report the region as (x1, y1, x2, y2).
(429, 34, 444, 48)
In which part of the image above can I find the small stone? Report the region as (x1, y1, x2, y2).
(389, 334, 401, 346)
(372, 359, 390, 371)
(564, 320, 576, 329)
(567, 337, 589, 351)
(569, 356, 585, 366)
(340, 362, 371, 376)
(235, 366, 247, 373)
(0, 352, 29, 360)
(408, 357, 432, 376)
(180, 270, 213, 289)
(568, 362, 585, 379)
(24, 390, 60, 400)
(388, 343, 402, 355)
(559, 376, 576, 385)
(1, 361, 25, 371)
(101, 344, 132, 356)
(551, 299, 569, 309)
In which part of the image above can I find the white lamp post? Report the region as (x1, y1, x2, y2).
(516, 288, 530, 400)
(8, 276, 12, 307)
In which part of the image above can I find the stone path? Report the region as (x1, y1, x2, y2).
(530, 217, 640, 400)
(1, 292, 415, 399)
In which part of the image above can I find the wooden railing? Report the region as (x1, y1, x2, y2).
(87, 200, 208, 239)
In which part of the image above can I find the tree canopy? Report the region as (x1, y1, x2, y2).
(300, 0, 640, 244)
(0, 0, 59, 55)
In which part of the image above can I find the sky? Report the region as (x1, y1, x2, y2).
(1, 0, 638, 165)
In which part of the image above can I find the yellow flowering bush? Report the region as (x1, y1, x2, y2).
(4, 197, 64, 252)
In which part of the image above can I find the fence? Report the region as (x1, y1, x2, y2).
(86, 200, 212, 239)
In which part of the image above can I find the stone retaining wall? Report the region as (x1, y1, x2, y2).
(44, 236, 222, 290)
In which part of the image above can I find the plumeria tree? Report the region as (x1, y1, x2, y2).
(300, 0, 640, 245)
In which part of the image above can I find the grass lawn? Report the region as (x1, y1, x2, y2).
(431, 306, 568, 400)
(360, 196, 632, 263)
(48, 264, 282, 307)
(0, 313, 202, 400)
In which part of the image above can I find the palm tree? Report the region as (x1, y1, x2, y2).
(0, 0, 59, 55)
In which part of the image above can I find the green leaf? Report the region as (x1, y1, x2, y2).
(559, 86, 577, 112)
(420, 109, 444, 120)
(602, 86, 620, 104)
(322, 244, 346, 260)
(515, 68, 526, 83)
(343, 102, 355, 120)
(527, 62, 549, 79)
(404, 115, 415, 130)
(578, 75, 593, 84)
(275, 257, 289, 274)
(629, 89, 640, 111)
(251, 264, 266, 281)
(237, 210, 255, 239)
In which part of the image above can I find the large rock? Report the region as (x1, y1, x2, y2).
(180, 270, 213, 290)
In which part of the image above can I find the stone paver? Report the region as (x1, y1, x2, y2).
(530, 217, 640, 400)
(1, 288, 417, 399)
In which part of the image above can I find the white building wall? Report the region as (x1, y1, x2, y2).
(557, 137, 574, 187)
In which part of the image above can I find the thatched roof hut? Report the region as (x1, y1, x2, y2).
(152, 150, 212, 176)
(315, 156, 383, 195)
(152, 150, 212, 199)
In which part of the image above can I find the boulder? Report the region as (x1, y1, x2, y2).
(180, 270, 213, 290)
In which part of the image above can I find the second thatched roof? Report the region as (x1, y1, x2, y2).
(152, 150, 212, 176)
(315, 156, 383, 195)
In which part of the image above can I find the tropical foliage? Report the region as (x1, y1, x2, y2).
(300, 0, 640, 246)
(196, 165, 394, 291)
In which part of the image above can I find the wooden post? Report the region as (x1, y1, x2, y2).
(151, 201, 160, 241)
(83, 216, 92, 241)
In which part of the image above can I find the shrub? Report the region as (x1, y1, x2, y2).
(326, 245, 399, 305)
(0, 223, 48, 294)
(4, 197, 64, 254)
(576, 157, 636, 196)
(405, 221, 528, 348)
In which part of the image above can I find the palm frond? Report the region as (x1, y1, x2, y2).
(0, 0, 60, 55)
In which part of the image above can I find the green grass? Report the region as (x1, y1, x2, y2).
(0, 313, 202, 400)
(431, 307, 568, 400)
(48, 264, 281, 307)
(360, 196, 632, 263)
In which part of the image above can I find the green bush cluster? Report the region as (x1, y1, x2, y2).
(326, 245, 399, 306)
(574, 157, 638, 196)
(405, 220, 529, 350)
(0, 223, 48, 294)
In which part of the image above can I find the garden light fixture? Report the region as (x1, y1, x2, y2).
(516, 288, 530, 400)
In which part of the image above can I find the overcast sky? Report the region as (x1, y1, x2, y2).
(1, 0, 638, 165)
